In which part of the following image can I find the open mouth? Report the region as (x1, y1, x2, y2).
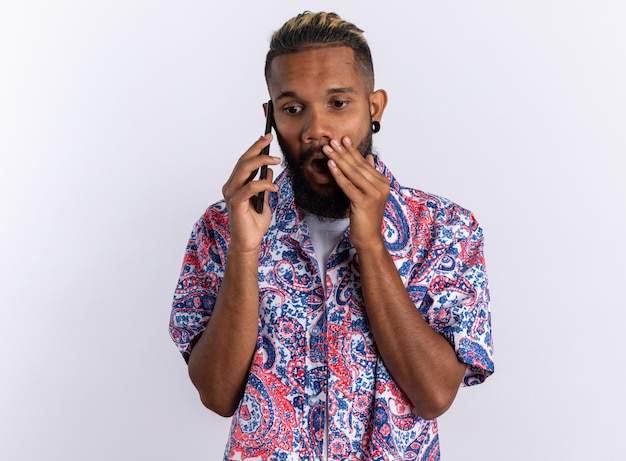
(310, 157, 330, 176)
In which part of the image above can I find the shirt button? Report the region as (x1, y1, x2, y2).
(308, 396, 317, 406)
(311, 325, 321, 336)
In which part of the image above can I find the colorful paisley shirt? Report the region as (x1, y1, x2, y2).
(170, 157, 494, 460)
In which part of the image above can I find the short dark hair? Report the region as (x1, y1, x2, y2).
(264, 11, 374, 89)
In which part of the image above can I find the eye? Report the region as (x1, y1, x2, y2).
(283, 105, 303, 115)
(331, 100, 350, 109)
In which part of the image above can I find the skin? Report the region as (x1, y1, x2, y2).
(188, 46, 467, 419)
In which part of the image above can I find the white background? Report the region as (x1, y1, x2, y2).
(1, 1, 625, 460)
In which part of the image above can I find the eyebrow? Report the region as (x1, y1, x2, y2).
(274, 87, 356, 101)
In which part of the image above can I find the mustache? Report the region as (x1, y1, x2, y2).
(293, 144, 328, 169)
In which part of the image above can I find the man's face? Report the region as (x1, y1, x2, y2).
(266, 46, 375, 218)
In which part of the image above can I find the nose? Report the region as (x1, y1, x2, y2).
(301, 107, 332, 145)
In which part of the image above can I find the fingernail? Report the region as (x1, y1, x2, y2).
(343, 136, 352, 146)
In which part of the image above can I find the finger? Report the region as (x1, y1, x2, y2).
(326, 158, 364, 203)
(324, 136, 361, 163)
(231, 165, 278, 197)
(223, 157, 280, 203)
(336, 138, 389, 189)
(224, 158, 278, 200)
(244, 154, 281, 184)
(323, 137, 380, 189)
(225, 134, 275, 183)
(244, 134, 278, 183)
(228, 175, 278, 211)
(243, 133, 273, 159)
(328, 138, 377, 176)
(252, 166, 276, 214)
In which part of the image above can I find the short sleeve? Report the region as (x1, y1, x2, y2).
(412, 207, 494, 386)
(169, 209, 227, 362)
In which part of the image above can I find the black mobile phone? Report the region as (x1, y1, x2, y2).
(255, 99, 274, 213)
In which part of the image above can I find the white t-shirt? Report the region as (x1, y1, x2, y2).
(303, 212, 350, 281)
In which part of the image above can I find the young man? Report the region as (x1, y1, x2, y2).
(170, 11, 494, 460)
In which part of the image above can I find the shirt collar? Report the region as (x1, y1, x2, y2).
(269, 156, 409, 254)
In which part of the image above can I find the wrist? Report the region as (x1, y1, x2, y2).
(226, 243, 261, 260)
(353, 235, 387, 256)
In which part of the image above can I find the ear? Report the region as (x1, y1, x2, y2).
(262, 101, 269, 117)
(369, 89, 388, 123)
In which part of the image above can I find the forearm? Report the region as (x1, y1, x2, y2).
(187, 247, 261, 416)
(357, 240, 467, 420)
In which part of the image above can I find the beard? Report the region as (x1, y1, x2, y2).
(276, 129, 373, 219)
